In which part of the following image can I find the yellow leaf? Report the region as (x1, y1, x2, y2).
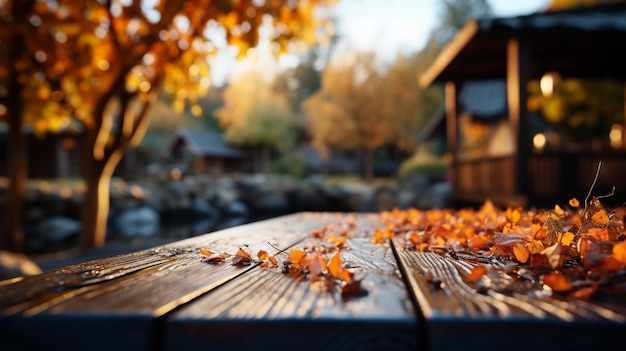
(559, 231, 575, 246)
(592, 210, 609, 227)
(199, 248, 213, 256)
(553, 204, 565, 219)
(513, 242, 529, 263)
(328, 250, 342, 278)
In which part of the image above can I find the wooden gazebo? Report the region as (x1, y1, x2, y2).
(420, 3, 626, 208)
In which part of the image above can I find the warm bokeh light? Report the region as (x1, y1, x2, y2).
(610, 124, 623, 149)
(97, 59, 110, 71)
(190, 104, 202, 117)
(540, 71, 561, 97)
(533, 133, 546, 151)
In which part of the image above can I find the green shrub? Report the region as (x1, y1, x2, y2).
(271, 151, 306, 178)
(398, 151, 450, 180)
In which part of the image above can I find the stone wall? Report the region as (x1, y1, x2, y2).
(0, 174, 451, 252)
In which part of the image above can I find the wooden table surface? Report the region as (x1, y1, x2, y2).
(1, 212, 625, 351)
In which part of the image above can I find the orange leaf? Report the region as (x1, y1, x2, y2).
(467, 235, 489, 251)
(513, 242, 530, 263)
(235, 247, 252, 258)
(311, 229, 324, 238)
(328, 250, 342, 278)
(257, 250, 269, 261)
(591, 210, 609, 227)
(268, 256, 278, 265)
(468, 265, 487, 281)
(327, 236, 346, 248)
(289, 249, 307, 266)
(232, 247, 253, 265)
(569, 198, 580, 207)
(542, 271, 572, 292)
(199, 248, 213, 256)
(372, 229, 385, 245)
(612, 241, 626, 264)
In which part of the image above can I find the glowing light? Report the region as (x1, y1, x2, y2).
(143, 53, 156, 65)
(191, 105, 202, 117)
(35, 51, 47, 62)
(97, 59, 110, 71)
(540, 72, 561, 97)
(54, 31, 67, 43)
(139, 81, 151, 92)
(29, 15, 42, 27)
(610, 124, 623, 149)
(533, 133, 546, 151)
(189, 64, 200, 77)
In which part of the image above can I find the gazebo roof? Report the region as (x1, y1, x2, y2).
(420, 3, 626, 87)
(164, 128, 247, 159)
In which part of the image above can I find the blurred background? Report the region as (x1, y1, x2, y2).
(1, 0, 625, 276)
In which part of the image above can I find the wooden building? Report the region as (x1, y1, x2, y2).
(420, 3, 626, 208)
(162, 128, 249, 175)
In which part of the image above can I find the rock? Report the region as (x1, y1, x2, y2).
(0, 250, 42, 280)
(428, 182, 453, 209)
(114, 206, 160, 238)
(223, 200, 249, 218)
(191, 198, 221, 219)
(373, 186, 398, 211)
(251, 192, 289, 214)
(36, 216, 80, 242)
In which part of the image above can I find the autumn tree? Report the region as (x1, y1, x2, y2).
(302, 51, 418, 180)
(215, 68, 295, 175)
(0, 0, 337, 251)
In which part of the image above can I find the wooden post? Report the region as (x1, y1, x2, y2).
(445, 82, 457, 158)
(623, 82, 626, 150)
(445, 81, 458, 193)
(507, 38, 530, 200)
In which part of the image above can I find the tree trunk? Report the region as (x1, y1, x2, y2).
(80, 129, 129, 249)
(4, 103, 27, 253)
(79, 92, 154, 250)
(2, 0, 34, 252)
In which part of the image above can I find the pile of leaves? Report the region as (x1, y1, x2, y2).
(199, 191, 625, 301)
(199, 215, 367, 299)
(379, 196, 626, 298)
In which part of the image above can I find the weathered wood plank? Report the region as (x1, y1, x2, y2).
(162, 215, 421, 350)
(0, 213, 329, 351)
(391, 237, 626, 351)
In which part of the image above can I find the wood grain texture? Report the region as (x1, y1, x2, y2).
(0, 213, 330, 351)
(163, 215, 421, 351)
(391, 237, 626, 351)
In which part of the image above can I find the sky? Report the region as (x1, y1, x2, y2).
(211, 0, 550, 86)
(333, 0, 550, 59)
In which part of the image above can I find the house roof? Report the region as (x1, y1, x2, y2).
(420, 3, 626, 86)
(165, 128, 247, 159)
